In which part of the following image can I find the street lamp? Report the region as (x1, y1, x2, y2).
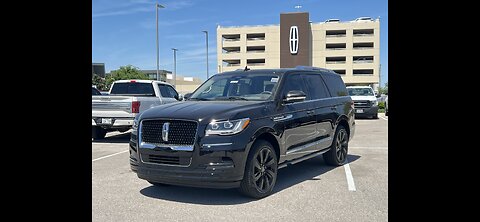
(202, 30, 209, 79)
(156, 3, 165, 81)
(172, 48, 178, 88)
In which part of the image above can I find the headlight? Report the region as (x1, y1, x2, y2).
(205, 118, 250, 136)
(371, 100, 378, 106)
(132, 115, 140, 130)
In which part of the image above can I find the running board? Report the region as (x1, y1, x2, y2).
(278, 148, 330, 169)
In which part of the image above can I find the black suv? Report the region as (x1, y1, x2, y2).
(130, 66, 355, 198)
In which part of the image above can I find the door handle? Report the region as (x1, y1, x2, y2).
(307, 110, 315, 115)
(331, 106, 337, 110)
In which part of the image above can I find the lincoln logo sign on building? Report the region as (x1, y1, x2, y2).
(289, 26, 298, 54)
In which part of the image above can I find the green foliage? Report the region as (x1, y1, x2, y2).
(105, 65, 149, 89)
(378, 82, 388, 95)
(378, 101, 385, 109)
(92, 74, 108, 91)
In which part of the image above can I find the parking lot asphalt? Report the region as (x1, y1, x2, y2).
(92, 114, 388, 222)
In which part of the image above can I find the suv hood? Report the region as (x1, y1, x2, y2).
(139, 101, 269, 124)
(350, 95, 376, 101)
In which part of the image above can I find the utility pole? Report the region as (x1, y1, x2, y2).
(172, 48, 178, 88)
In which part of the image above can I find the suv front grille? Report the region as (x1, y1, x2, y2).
(148, 154, 180, 165)
(354, 100, 372, 108)
(141, 120, 197, 145)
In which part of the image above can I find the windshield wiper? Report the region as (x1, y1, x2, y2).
(188, 97, 210, 101)
(215, 96, 249, 101)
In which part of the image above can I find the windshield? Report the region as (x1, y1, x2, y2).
(348, 88, 374, 96)
(189, 73, 280, 101)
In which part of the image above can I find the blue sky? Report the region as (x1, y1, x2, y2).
(93, 0, 388, 86)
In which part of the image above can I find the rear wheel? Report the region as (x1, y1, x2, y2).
(92, 127, 107, 140)
(239, 140, 278, 199)
(323, 125, 349, 166)
(373, 113, 379, 119)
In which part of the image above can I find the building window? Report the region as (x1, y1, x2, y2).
(326, 30, 346, 37)
(353, 29, 374, 36)
(326, 43, 346, 50)
(353, 42, 374, 49)
(247, 33, 265, 40)
(223, 59, 241, 67)
(326, 57, 346, 64)
(247, 59, 265, 66)
(353, 69, 374, 75)
(332, 70, 346, 75)
(247, 46, 265, 53)
(222, 34, 240, 41)
(353, 56, 374, 63)
(222, 47, 240, 54)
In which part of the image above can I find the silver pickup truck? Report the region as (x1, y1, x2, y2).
(92, 79, 182, 140)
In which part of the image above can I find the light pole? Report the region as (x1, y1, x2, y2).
(156, 3, 165, 81)
(202, 30, 209, 79)
(172, 48, 178, 88)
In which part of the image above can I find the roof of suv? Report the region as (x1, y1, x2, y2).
(219, 66, 337, 76)
(346, 86, 373, 89)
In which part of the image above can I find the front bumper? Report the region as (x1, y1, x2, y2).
(353, 105, 378, 117)
(129, 128, 252, 189)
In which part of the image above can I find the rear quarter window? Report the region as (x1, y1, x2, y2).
(320, 73, 348, 97)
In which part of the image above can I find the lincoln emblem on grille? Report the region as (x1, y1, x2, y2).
(162, 122, 170, 142)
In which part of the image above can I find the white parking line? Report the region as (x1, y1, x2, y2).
(344, 163, 356, 191)
(379, 116, 388, 120)
(349, 146, 388, 150)
(92, 150, 129, 162)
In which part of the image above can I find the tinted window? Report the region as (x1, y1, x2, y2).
(302, 74, 330, 99)
(110, 82, 155, 95)
(92, 87, 101, 95)
(347, 88, 374, 96)
(158, 84, 178, 98)
(282, 74, 309, 100)
(190, 74, 280, 101)
(321, 73, 348, 97)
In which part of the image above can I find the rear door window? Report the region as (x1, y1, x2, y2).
(302, 74, 330, 99)
(320, 73, 348, 97)
(158, 84, 178, 98)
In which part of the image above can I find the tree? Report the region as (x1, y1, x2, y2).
(105, 65, 149, 89)
(378, 82, 388, 95)
(92, 74, 108, 91)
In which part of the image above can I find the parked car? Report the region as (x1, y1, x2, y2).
(130, 66, 355, 198)
(92, 80, 183, 140)
(347, 86, 379, 119)
(385, 95, 388, 116)
(354, 17, 373, 22)
(92, 86, 102, 96)
(325, 18, 340, 23)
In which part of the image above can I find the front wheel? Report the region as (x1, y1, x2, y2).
(239, 140, 278, 199)
(323, 125, 349, 166)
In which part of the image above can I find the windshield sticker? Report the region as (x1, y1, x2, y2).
(271, 77, 279, 83)
(230, 80, 239, 83)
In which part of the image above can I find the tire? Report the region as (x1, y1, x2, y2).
(373, 113, 379, 119)
(239, 140, 278, 199)
(148, 181, 169, 187)
(323, 125, 349, 166)
(92, 127, 107, 140)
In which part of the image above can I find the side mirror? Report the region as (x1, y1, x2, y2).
(184, 93, 193, 100)
(376, 94, 381, 98)
(283, 90, 306, 103)
(175, 94, 184, 101)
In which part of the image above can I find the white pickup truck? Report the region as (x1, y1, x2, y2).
(92, 79, 182, 140)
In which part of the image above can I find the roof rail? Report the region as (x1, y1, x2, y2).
(294, 66, 335, 73)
